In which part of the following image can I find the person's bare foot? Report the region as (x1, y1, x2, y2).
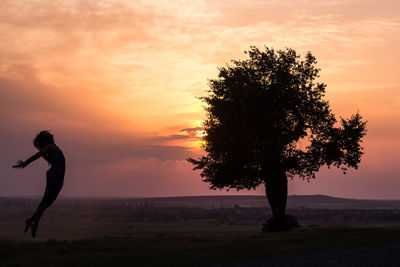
(31, 221, 38, 238)
(25, 218, 33, 235)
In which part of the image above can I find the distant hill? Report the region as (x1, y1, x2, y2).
(135, 195, 400, 209)
(287, 195, 400, 209)
(2, 195, 400, 209)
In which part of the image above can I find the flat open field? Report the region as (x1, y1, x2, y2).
(1, 196, 400, 266)
(2, 225, 400, 266)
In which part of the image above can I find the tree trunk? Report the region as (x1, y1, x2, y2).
(264, 174, 288, 231)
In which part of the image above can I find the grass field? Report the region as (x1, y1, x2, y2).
(2, 196, 400, 266)
(1, 224, 400, 266)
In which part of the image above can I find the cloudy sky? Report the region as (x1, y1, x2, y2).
(1, 0, 399, 198)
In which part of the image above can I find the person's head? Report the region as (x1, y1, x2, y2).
(33, 130, 54, 150)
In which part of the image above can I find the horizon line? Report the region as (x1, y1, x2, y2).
(1, 194, 400, 201)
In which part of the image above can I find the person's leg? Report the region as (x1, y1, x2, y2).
(27, 183, 62, 238)
(25, 184, 51, 234)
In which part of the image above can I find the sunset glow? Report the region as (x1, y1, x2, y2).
(1, 0, 400, 199)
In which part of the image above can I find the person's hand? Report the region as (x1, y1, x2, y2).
(13, 160, 26, 169)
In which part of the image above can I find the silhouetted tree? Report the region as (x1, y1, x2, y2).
(188, 46, 367, 231)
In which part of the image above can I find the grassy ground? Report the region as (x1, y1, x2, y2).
(1, 225, 400, 266)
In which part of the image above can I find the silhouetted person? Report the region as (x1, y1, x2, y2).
(13, 130, 65, 238)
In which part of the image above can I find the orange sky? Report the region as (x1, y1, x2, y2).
(1, 0, 399, 198)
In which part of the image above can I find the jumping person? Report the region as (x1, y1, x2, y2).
(13, 130, 65, 238)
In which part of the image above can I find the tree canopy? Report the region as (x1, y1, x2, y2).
(188, 46, 367, 191)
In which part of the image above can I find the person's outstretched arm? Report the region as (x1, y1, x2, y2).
(13, 145, 51, 169)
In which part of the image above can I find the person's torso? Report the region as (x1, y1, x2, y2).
(42, 144, 66, 172)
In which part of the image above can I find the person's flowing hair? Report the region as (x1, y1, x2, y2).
(33, 130, 54, 150)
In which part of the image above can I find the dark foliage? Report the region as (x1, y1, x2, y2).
(188, 46, 367, 230)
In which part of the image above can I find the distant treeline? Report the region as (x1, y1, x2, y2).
(3, 195, 400, 209)
(1, 198, 400, 224)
